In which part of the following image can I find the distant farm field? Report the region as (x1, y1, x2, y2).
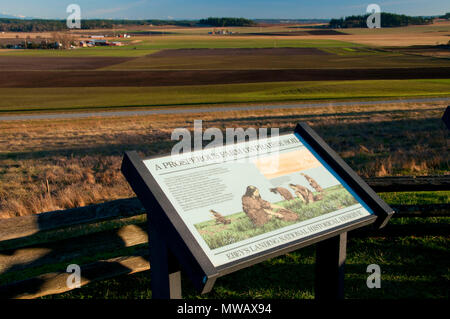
(0, 30, 448, 114)
(2, 45, 449, 70)
(2, 68, 449, 89)
(102, 47, 450, 70)
(0, 38, 360, 57)
(0, 56, 133, 71)
(0, 79, 449, 113)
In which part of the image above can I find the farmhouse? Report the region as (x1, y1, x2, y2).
(80, 39, 123, 47)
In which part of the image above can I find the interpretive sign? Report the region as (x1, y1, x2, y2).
(121, 122, 394, 298)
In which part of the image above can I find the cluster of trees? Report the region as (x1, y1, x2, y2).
(440, 13, 450, 19)
(329, 13, 432, 28)
(0, 18, 196, 32)
(0, 19, 66, 32)
(0, 17, 256, 32)
(198, 17, 255, 27)
(0, 41, 60, 49)
(0, 32, 77, 49)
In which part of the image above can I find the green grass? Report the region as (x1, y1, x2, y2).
(1, 79, 449, 113)
(42, 218, 449, 299)
(379, 191, 449, 205)
(38, 189, 448, 299)
(0, 39, 362, 57)
(195, 185, 356, 250)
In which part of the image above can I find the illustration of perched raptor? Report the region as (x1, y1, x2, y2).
(289, 183, 315, 204)
(242, 186, 299, 227)
(301, 173, 324, 193)
(210, 209, 231, 225)
(270, 187, 294, 201)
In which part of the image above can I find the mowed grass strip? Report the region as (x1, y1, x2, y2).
(0, 79, 449, 113)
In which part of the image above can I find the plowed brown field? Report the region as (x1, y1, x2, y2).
(1, 67, 449, 88)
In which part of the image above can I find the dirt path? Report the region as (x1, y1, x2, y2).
(1, 97, 449, 121)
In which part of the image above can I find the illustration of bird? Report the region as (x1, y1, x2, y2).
(289, 183, 315, 204)
(210, 209, 231, 225)
(301, 173, 324, 193)
(270, 187, 294, 201)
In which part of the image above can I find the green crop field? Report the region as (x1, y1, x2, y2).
(1, 79, 449, 113)
(0, 38, 362, 57)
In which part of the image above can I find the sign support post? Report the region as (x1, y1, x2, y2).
(315, 232, 347, 300)
(149, 220, 182, 299)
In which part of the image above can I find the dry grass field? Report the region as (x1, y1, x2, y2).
(0, 102, 448, 218)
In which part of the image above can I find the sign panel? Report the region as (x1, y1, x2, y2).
(143, 133, 373, 267)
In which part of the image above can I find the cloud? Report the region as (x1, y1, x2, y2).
(0, 11, 27, 18)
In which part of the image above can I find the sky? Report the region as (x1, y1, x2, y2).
(0, 0, 449, 20)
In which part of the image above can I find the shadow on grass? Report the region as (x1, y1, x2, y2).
(42, 222, 449, 299)
(0, 214, 150, 299)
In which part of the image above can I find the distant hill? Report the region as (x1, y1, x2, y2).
(329, 12, 433, 28)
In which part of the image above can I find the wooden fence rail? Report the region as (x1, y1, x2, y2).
(0, 175, 448, 299)
(364, 175, 450, 192)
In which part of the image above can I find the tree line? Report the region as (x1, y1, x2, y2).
(329, 13, 433, 28)
(0, 18, 196, 32)
(0, 32, 77, 49)
(0, 17, 254, 32)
